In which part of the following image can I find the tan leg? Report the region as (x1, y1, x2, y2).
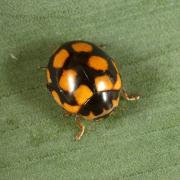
(121, 89, 140, 101)
(75, 116, 85, 141)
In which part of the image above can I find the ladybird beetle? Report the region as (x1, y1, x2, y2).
(46, 40, 139, 140)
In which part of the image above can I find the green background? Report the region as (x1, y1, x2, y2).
(0, 0, 180, 179)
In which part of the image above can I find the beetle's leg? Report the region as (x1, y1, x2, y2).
(75, 116, 85, 141)
(121, 88, 140, 101)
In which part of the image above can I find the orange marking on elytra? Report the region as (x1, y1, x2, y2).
(51, 90, 62, 106)
(46, 69, 52, 83)
(74, 85, 93, 105)
(84, 108, 115, 121)
(59, 69, 77, 92)
(85, 111, 95, 121)
(63, 103, 80, 113)
(113, 74, 122, 90)
(53, 49, 69, 68)
(88, 56, 108, 71)
(72, 42, 93, 52)
(95, 75, 113, 92)
(112, 97, 120, 107)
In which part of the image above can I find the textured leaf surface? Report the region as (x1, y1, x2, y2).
(0, 0, 180, 179)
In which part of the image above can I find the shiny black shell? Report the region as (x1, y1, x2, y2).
(46, 40, 122, 120)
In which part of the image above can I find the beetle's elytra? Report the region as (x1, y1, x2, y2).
(46, 40, 139, 140)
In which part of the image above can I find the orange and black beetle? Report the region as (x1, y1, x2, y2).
(46, 40, 139, 140)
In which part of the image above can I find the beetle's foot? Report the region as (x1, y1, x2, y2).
(121, 89, 140, 101)
(75, 116, 85, 141)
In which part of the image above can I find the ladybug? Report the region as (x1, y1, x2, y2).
(46, 40, 139, 140)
